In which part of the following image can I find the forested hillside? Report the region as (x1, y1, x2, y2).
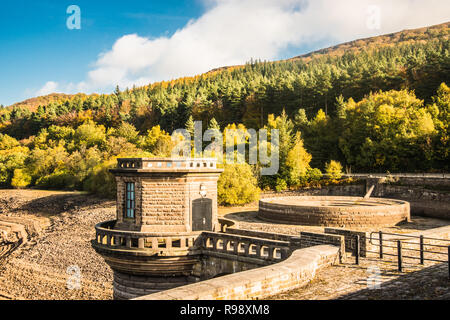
(0, 22, 448, 199)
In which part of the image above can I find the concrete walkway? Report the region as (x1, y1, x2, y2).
(269, 256, 450, 300)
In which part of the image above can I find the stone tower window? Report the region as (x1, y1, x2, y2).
(125, 182, 135, 219)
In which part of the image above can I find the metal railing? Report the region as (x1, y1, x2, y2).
(351, 231, 450, 278)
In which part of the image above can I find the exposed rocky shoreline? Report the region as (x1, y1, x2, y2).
(0, 190, 115, 300)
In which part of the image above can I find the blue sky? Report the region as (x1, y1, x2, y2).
(1, 0, 449, 106)
(0, 0, 204, 105)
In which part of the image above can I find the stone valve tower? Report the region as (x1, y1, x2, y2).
(92, 158, 223, 299)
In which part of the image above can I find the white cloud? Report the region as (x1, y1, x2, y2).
(36, 81, 60, 96)
(38, 0, 450, 95)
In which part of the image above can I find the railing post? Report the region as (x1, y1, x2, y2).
(254, 244, 261, 258)
(397, 240, 403, 272)
(151, 238, 159, 249)
(166, 237, 172, 249)
(419, 235, 424, 265)
(280, 247, 289, 260)
(233, 241, 239, 254)
(355, 235, 360, 265)
(138, 238, 145, 249)
(179, 237, 186, 249)
(244, 242, 250, 256)
(223, 239, 229, 252)
(379, 231, 383, 259)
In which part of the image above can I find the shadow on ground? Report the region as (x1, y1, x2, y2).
(224, 211, 260, 223)
(338, 262, 450, 300)
(0, 191, 114, 217)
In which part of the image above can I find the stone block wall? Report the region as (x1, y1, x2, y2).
(115, 176, 142, 231)
(261, 184, 366, 199)
(113, 173, 221, 233)
(225, 228, 295, 242)
(299, 232, 345, 261)
(140, 177, 187, 232)
(261, 176, 449, 220)
(193, 255, 262, 280)
(113, 271, 198, 300)
(324, 228, 372, 257)
(366, 176, 450, 219)
(371, 183, 450, 219)
(259, 196, 410, 228)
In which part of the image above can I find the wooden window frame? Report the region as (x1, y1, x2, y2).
(124, 182, 135, 220)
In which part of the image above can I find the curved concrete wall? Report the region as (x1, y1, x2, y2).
(135, 245, 339, 300)
(259, 196, 410, 228)
(113, 271, 197, 300)
(261, 176, 450, 220)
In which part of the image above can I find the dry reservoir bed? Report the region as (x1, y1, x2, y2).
(0, 190, 115, 300)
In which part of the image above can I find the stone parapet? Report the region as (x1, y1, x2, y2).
(134, 245, 340, 300)
(112, 158, 222, 173)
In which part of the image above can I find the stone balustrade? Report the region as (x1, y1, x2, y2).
(200, 231, 291, 262)
(94, 220, 202, 256)
(116, 158, 218, 171)
(135, 245, 340, 300)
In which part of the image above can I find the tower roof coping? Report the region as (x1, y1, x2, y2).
(117, 157, 218, 162)
(114, 157, 223, 172)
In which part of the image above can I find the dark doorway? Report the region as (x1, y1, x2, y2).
(192, 198, 213, 231)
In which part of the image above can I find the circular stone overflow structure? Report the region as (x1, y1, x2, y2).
(258, 196, 410, 228)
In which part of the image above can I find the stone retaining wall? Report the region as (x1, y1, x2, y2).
(261, 175, 449, 220)
(225, 228, 295, 242)
(299, 232, 345, 261)
(113, 271, 197, 300)
(370, 183, 450, 219)
(135, 245, 340, 300)
(324, 228, 370, 257)
(261, 184, 365, 199)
